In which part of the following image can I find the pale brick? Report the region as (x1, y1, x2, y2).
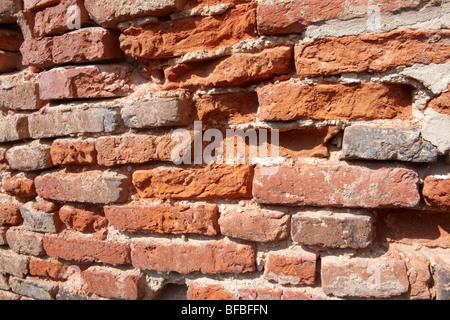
(6, 226, 45, 256)
(0, 114, 29, 143)
(9, 277, 58, 300)
(0, 248, 29, 278)
(5, 144, 53, 171)
(20, 202, 62, 234)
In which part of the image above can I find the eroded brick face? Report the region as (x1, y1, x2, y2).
(1, 0, 448, 302)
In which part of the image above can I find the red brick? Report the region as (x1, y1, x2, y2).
(218, 207, 290, 242)
(257, 82, 412, 121)
(29, 257, 70, 281)
(38, 64, 133, 100)
(35, 170, 130, 204)
(257, 0, 424, 35)
(3, 175, 36, 197)
(133, 165, 253, 200)
(104, 203, 219, 236)
(0, 29, 23, 52)
(428, 90, 450, 115)
(50, 139, 97, 165)
(187, 282, 237, 300)
(422, 176, 450, 210)
(253, 166, 420, 208)
(0, 0, 22, 24)
(43, 231, 131, 266)
(164, 46, 293, 90)
(405, 256, 432, 300)
(85, 0, 184, 28)
(120, 3, 257, 60)
(291, 209, 373, 249)
(95, 133, 186, 166)
(81, 266, 145, 300)
(131, 238, 256, 274)
(0, 204, 22, 226)
(0, 50, 20, 73)
(6, 226, 45, 256)
(34, 0, 90, 37)
(59, 204, 108, 233)
(295, 30, 450, 79)
(21, 27, 123, 68)
(34, 196, 60, 213)
(321, 255, 409, 298)
(264, 248, 317, 286)
(24, 0, 60, 11)
(0, 114, 29, 143)
(377, 209, 450, 249)
(0, 248, 29, 278)
(5, 143, 53, 171)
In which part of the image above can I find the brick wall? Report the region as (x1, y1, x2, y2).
(0, 0, 449, 301)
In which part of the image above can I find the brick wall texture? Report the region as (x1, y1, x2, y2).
(0, 0, 449, 300)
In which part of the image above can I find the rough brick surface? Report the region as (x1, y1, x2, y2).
(295, 30, 450, 78)
(291, 209, 373, 248)
(24, 0, 60, 11)
(253, 166, 420, 208)
(9, 277, 58, 300)
(29, 257, 69, 280)
(35, 170, 130, 204)
(6, 226, 45, 256)
(0, 204, 22, 226)
(258, 82, 412, 121)
(3, 175, 36, 197)
(0, 83, 43, 111)
(19, 202, 62, 233)
(422, 176, 450, 210)
(104, 203, 219, 236)
(0, 248, 29, 278)
(187, 282, 236, 300)
(50, 139, 97, 165)
(59, 204, 108, 233)
(0, 29, 23, 51)
(435, 263, 450, 300)
(133, 165, 253, 200)
(0, 114, 30, 143)
(0, 0, 22, 24)
(5, 144, 53, 171)
(131, 238, 256, 274)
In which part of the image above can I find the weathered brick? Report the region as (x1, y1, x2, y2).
(43, 231, 131, 266)
(121, 98, 190, 129)
(0, 204, 22, 226)
(85, 0, 185, 28)
(29, 257, 69, 281)
(0, 0, 22, 24)
(428, 90, 450, 115)
(96, 133, 191, 166)
(35, 170, 130, 204)
(133, 165, 253, 200)
(422, 176, 450, 210)
(38, 64, 132, 100)
(34, 196, 60, 213)
(19, 202, 62, 233)
(59, 204, 108, 233)
(21, 27, 123, 68)
(34, 0, 90, 37)
(50, 139, 97, 166)
(104, 203, 219, 236)
(187, 282, 237, 300)
(377, 209, 450, 249)
(5, 144, 53, 171)
(257, 82, 412, 121)
(131, 238, 256, 274)
(0, 248, 29, 277)
(435, 263, 450, 300)
(253, 166, 420, 208)
(120, 3, 256, 60)
(291, 209, 373, 249)
(0, 114, 29, 143)
(264, 248, 317, 286)
(0, 83, 43, 111)
(0, 273, 9, 290)
(0, 51, 20, 74)
(406, 256, 432, 300)
(237, 286, 328, 300)
(0, 29, 23, 51)
(24, 0, 60, 11)
(9, 277, 58, 300)
(6, 226, 45, 256)
(81, 266, 145, 300)
(164, 46, 293, 90)
(257, 0, 423, 35)
(0, 290, 21, 300)
(295, 30, 450, 79)
(56, 285, 99, 300)
(218, 207, 290, 242)
(342, 126, 438, 163)
(16, 10, 36, 40)
(0, 226, 7, 245)
(0, 147, 8, 170)
(321, 255, 409, 298)
(28, 105, 121, 139)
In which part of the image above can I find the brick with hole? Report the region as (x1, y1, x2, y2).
(35, 170, 130, 204)
(43, 230, 131, 266)
(6, 226, 45, 256)
(295, 29, 450, 79)
(0, 248, 29, 278)
(253, 166, 420, 208)
(59, 204, 108, 233)
(133, 165, 253, 200)
(50, 139, 97, 166)
(131, 237, 256, 274)
(263, 248, 318, 286)
(104, 203, 219, 236)
(291, 208, 373, 249)
(218, 207, 290, 242)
